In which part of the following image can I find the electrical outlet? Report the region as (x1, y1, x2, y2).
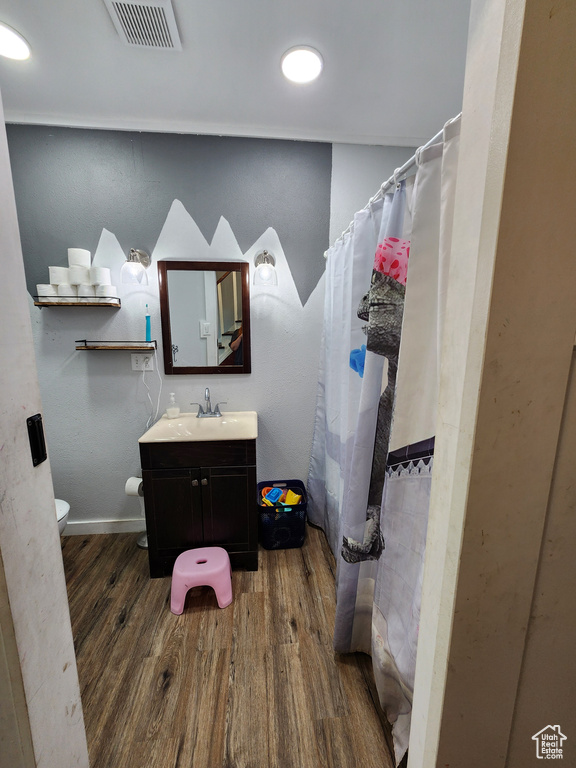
(131, 354, 154, 371)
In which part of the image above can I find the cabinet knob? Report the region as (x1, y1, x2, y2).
(201, 478, 208, 486)
(191, 479, 199, 487)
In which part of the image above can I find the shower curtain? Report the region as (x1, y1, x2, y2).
(307, 195, 387, 553)
(308, 116, 461, 765)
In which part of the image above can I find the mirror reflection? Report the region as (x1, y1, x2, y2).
(158, 261, 251, 375)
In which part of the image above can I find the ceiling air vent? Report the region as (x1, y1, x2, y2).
(103, 0, 182, 51)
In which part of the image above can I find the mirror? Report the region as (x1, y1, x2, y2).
(158, 260, 251, 374)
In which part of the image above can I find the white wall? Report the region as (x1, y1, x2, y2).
(330, 143, 416, 244)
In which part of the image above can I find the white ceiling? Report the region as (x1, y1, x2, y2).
(0, 0, 471, 146)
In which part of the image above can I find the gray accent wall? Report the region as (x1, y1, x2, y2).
(6, 126, 332, 305)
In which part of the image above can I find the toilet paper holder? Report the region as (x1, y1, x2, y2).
(125, 476, 144, 497)
(125, 476, 148, 549)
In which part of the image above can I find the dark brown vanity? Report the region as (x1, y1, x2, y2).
(140, 437, 258, 578)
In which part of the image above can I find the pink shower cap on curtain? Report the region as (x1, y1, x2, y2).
(374, 237, 410, 285)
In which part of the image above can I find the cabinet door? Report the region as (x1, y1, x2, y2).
(143, 468, 203, 549)
(201, 465, 257, 550)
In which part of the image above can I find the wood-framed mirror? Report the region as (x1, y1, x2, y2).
(158, 260, 251, 375)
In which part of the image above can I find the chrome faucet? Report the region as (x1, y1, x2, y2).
(191, 387, 226, 418)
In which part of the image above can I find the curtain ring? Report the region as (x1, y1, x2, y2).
(393, 167, 401, 188)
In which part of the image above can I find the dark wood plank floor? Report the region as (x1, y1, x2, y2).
(62, 525, 395, 768)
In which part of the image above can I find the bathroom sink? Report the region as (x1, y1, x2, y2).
(138, 411, 258, 443)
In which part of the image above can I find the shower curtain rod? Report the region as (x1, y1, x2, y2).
(326, 112, 461, 254)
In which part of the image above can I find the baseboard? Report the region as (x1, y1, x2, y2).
(63, 518, 145, 535)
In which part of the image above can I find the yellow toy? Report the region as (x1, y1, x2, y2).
(285, 489, 302, 505)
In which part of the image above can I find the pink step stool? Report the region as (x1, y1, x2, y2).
(170, 546, 233, 614)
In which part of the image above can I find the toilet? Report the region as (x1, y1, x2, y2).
(55, 499, 70, 535)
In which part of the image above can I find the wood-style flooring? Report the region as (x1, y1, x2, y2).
(62, 525, 395, 768)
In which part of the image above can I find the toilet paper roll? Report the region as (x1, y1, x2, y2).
(36, 284, 58, 303)
(68, 248, 91, 268)
(125, 477, 144, 497)
(77, 283, 96, 297)
(96, 284, 118, 298)
(57, 283, 77, 296)
(68, 265, 90, 285)
(36, 284, 58, 298)
(90, 267, 111, 285)
(57, 284, 77, 303)
(49, 266, 70, 285)
(36, 283, 57, 295)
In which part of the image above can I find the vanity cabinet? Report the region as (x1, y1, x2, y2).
(140, 439, 258, 578)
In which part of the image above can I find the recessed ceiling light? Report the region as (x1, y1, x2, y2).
(281, 46, 323, 84)
(0, 22, 30, 60)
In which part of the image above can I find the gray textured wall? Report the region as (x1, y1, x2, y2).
(6, 126, 331, 304)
